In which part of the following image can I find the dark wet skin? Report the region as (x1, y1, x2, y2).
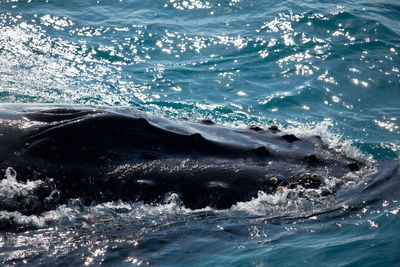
(0, 104, 366, 213)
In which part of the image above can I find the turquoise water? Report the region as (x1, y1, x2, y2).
(1, 0, 400, 266)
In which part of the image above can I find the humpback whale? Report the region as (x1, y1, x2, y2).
(0, 104, 367, 214)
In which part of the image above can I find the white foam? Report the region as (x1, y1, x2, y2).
(0, 168, 48, 212)
(284, 118, 374, 165)
(232, 183, 332, 216)
(0, 194, 215, 229)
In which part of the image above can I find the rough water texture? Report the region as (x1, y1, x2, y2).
(0, 0, 400, 266)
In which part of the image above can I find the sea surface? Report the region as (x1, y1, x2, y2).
(1, 0, 400, 266)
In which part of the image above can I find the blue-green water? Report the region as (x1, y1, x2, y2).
(0, 0, 400, 266)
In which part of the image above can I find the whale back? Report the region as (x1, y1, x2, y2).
(0, 105, 366, 212)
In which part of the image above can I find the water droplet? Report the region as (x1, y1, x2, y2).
(5, 167, 17, 180)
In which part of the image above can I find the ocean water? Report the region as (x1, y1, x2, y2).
(0, 0, 400, 266)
